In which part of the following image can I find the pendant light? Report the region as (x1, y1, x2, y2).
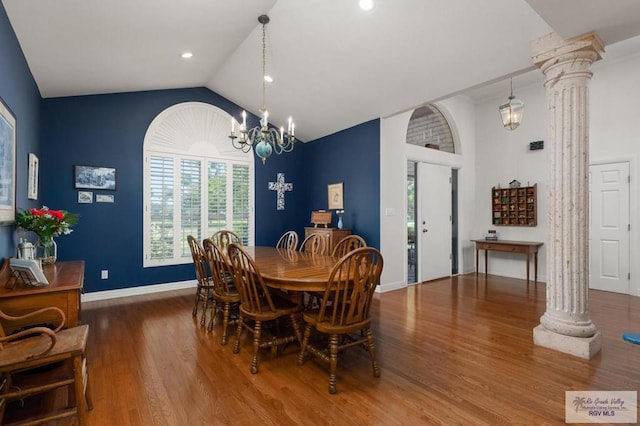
(499, 78, 524, 130)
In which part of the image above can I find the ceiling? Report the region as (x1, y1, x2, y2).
(3, 0, 640, 142)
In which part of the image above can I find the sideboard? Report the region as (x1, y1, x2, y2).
(0, 259, 84, 334)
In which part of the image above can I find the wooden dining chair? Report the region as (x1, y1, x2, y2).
(0, 307, 93, 425)
(298, 247, 383, 394)
(187, 235, 215, 326)
(211, 230, 242, 250)
(276, 230, 298, 251)
(227, 243, 302, 374)
(203, 238, 241, 344)
(300, 232, 329, 255)
(331, 235, 367, 258)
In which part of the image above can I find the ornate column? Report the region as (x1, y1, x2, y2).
(531, 32, 604, 359)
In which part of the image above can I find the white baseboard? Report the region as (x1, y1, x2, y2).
(377, 280, 407, 293)
(81, 280, 197, 303)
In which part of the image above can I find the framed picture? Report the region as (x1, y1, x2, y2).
(96, 194, 114, 203)
(78, 191, 93, 204)
(9, 258, 49, 286)
(0, 96, 16, 225)
(327, 182, 344, 210)
(28, 153, 39, 200)
(74, 165, 116, 190)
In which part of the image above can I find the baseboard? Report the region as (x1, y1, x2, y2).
(377, 280, 407, 293)
(81, 280, 197, 302)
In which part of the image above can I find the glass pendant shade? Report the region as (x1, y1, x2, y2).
(499, 78, 524, 130)
(500, 96, 525, 130)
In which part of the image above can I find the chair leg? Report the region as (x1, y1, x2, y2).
(251, 321, 263, 374)
(220, 302, 231, 345)
(297, 324, 313, 365)
(192, 288, 201, 317)
(73, 355, 88, 425)
(365, 327, 380, 378)
(328, 334, 339, 394)
(233, 317, 244, 354)
(200, 290, 210, 326)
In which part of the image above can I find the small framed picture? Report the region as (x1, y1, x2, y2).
(78, 191, 93, 204)
(327, 182, 344, 210)
(74, 165, 116, 190)
(28, 153, 39, 200)
(96, 194, 114, 203)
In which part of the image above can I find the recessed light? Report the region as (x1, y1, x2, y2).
(181, 52, 194, 59)
(359, 0, 374, 11)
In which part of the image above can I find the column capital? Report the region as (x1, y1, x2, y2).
(531, 31, 604, 69)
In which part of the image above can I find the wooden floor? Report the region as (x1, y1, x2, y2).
(34, 274, 640, 424)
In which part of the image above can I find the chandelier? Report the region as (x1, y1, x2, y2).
(229, 15, 296, 164)
(499, 78, 524, 131)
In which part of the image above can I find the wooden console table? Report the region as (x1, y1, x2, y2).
(0, 260, 84, 334)
(472, 240, 543, 284)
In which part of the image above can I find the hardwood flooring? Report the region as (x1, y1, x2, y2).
(31, 274, 640, 424)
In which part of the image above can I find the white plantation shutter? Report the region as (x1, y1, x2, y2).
(143, 103, 254, 267)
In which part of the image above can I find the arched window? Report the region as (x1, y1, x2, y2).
(406, 104, 455, 153)
(143, 102, 254, 267)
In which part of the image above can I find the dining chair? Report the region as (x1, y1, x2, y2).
(227, 243, 302, 374)
(276, 230, 298, 251)
(298, 247, 383, 394)
(187, 235, 215, 326)
(203, 238, 241, 344)
(0, 307, 93, 425)
(300, 232, 329, 255)
(211, 230, 242, 250)
(331, 235, 367, 258)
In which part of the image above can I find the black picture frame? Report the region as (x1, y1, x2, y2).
(0, 96, 16, 225)
(74, 165, 117, 190)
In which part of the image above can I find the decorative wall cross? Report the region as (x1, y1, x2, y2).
(268, 173, 293, 210)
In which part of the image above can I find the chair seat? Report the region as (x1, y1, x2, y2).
(240, 295, 300, 322)
(302, 310, 370, 335)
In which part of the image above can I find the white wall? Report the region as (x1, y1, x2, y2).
(380, 48, 640, 295)
(380, 97, 476, 292)
(472, 50, 640, 293)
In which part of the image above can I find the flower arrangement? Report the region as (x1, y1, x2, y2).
(16, 206, 79, 239)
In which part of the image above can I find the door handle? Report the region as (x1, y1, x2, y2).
(422, 229, 428, 233)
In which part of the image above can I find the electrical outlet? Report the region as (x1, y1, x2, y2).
(101, 270, 108, 280)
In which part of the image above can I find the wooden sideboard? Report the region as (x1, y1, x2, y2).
(304, 227, 351, 254)
(0, 259, 84, 334)
(472, 240, 543, 284)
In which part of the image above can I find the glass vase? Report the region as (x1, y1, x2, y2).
(37, 236, 57, 265)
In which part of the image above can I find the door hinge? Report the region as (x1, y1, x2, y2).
(628, 224, 631, 231)
(628, 272, 631, 280)
(628, 175, 631, 183)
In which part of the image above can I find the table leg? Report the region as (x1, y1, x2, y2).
(475, 248, 479, 276)
(484, 249, 488, 277)
(534, 251, 538, 284)
(525, 251, 530, 284)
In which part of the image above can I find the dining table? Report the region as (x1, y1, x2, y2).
(242, 246, 338, 292)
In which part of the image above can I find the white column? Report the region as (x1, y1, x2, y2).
(531, 32, 604, 359)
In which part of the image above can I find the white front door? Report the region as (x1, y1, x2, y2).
(589, 162, 630, 294)
(418, 162, 451, 282)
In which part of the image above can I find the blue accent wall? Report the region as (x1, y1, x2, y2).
(0, 2, 42, 258)
(2, 1, 381, 293)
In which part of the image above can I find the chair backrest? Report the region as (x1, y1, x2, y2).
(317, 247, 383, 327)
(300, 232, 329, 255)
(276, 230, 298, 251)
(331, 235, 367, 258)
(211, 230, 242, 250)
(187, 235, 210, 287)
(202, 238, 235, 297)
(227, 243, 276, 314)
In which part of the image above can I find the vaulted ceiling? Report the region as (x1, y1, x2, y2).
(4, 0, 640, 141)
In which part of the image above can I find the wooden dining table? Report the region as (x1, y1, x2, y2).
(242, 246, 338, 292)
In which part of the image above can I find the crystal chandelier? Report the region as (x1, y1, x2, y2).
(229, 15, 296, 164)
(499, 78, 525, 131)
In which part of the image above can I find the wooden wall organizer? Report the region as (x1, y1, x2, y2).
(491, 184, 537, 226)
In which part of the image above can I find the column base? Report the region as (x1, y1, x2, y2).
(533, 325, 602, 359)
